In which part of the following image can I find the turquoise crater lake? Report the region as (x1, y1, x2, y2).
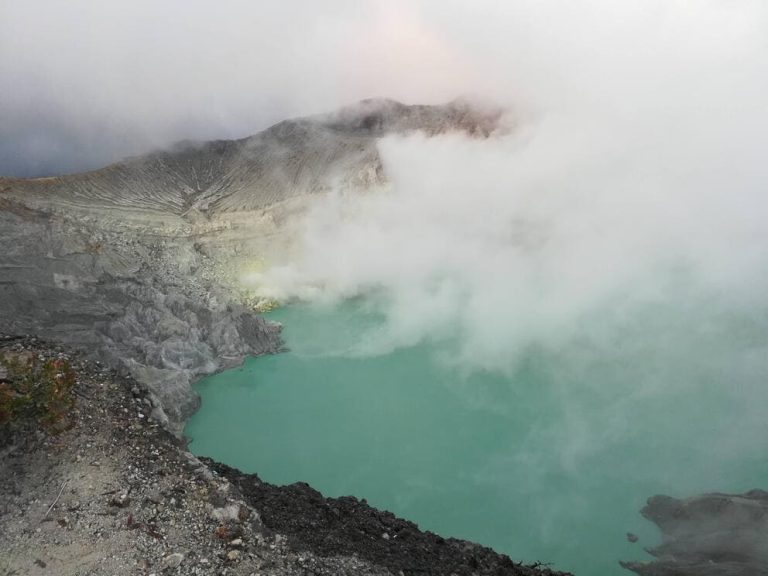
(185, 298, 768, 575)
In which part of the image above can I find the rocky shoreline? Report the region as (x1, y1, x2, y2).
(0, 334, 570, 576)
(4, 339, 768, 576)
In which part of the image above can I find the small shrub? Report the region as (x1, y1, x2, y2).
(0, 353, 77, 436)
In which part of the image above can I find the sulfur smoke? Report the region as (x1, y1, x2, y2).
(245, 1, 768, 492)
(253, 0, 768, 366)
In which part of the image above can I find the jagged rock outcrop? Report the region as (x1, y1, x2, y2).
(0, 98, 504, 434)
(621, 490, 768, 575)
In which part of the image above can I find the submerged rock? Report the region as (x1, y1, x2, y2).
(621, 490, 768, 575)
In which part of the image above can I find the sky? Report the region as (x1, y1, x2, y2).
(1, 0, 477, 176)
(4, 0, 765, 177)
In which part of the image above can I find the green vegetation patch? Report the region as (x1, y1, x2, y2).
(0, 352, 77, 438)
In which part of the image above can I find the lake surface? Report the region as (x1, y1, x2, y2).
(185, 298, 768, 575)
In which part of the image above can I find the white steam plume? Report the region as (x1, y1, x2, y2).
(248, 0, 768, 371)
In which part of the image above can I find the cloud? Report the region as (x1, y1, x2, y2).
(0, 0, 476, 176)
(4, 0, 768, 384)
(5, 0, 766, 175)
(241, 0, 768, 507)
(247, 0, 768, 378)
(234, 3, 768, 508)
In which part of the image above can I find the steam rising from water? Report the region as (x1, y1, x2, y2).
(251, 106, 768, 370)
(242, 2, 768, 484)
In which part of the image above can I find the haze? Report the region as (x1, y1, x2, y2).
(4, 1, 764, 176)
(237, 0, 768, 481)
(2, 0, 473, 176)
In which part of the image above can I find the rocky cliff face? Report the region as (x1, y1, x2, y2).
(0, 99, 504, 435)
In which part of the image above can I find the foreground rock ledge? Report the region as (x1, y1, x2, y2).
(0, 335, 569, 576)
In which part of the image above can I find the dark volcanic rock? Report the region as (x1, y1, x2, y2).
(205, 460, 571, 576)
(621, 490, 768, 575)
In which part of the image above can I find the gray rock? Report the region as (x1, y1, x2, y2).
(109, 492, 130, 508)
(161, 552, 184, 570)
(146, 491, 162, 505)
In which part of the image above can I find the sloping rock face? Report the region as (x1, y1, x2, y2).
(621, 491, 768, 576)
(0, 99, 504, 434)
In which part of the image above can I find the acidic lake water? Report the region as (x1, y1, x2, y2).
(185, 298, 768, 575)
